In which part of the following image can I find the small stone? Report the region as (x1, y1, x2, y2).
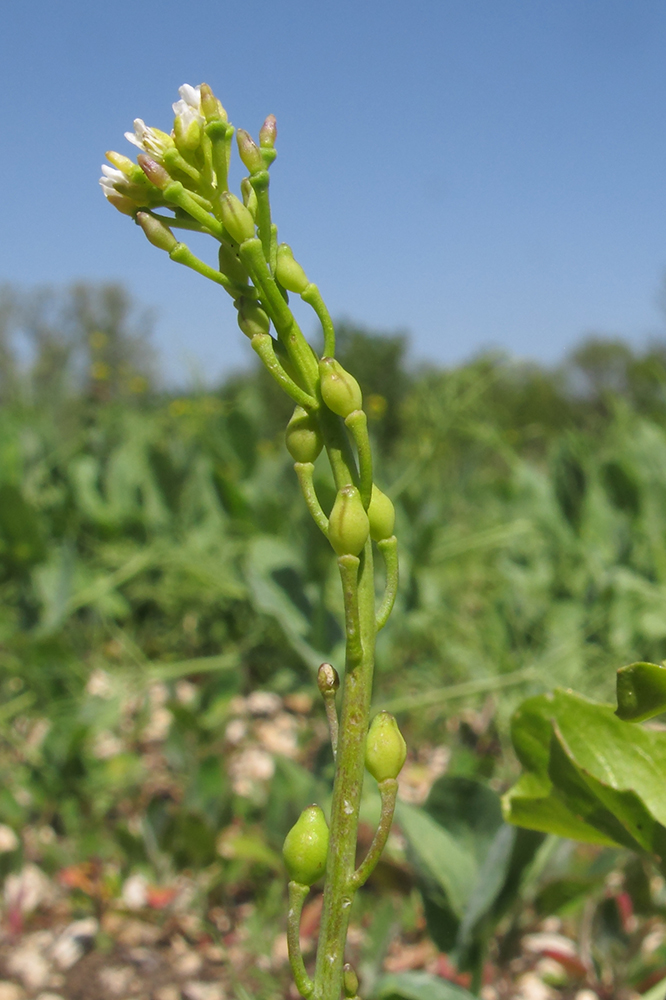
(98, 966, 137, 996)
(173, 952, 203, 976)
(154, 988, 180, 1000)
(115, 919, 161, 946)
(182, 984, 225, 1000)
(51, 917, 98, 970)
(203, 944, 225, 963)
(122, 873, 149, 910)
(3, 864, 55, 914)
(515, 973, 557, 1000)
(0, 983, 26, 1000)
(246, 691, 281, 716)
(7, 934, 54, 991)
(0, 824, 19, 853)
(128, 946, 158, 969)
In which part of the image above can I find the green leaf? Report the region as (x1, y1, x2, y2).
(504, 689, 666, 871)
(396, 800, 478, 917)
(616, 661, 666, 722)
(374, 971, 476, 1000)
(424, 776, 503, 867)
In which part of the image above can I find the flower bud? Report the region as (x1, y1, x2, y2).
(137, 155, 171, 191)
(218, 242, 249, 286)
(319, 358, 362, 418)
(106, 193, 137, 216)
(317, 662, 340, 696)
(328, 485, 369, 557)
(343, 964, 359, 999)
(241, 178, 258, 219)
(286, 406, 323, 463)
(237, 129, 265, 174)
(135, 212, 178, 252)
(368, 485, 395, 542)
(105, 150, 137, 176)
(365, 711, 407, 783)
(236, 298, 270, 339)
(276, 244, 309, 294)
(200, 83, 228, 123)
(220, 191, 256, 243)
(174, 113, 202, 152)
(282, 804, 329, 886)
(259, 115, 277, 149)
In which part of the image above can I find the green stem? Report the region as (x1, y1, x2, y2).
(169, 244, 238, 295)
(344, 410, 373, 508)
(239, 238, 319, 393)
(317, 406, 359, 492)
(337, 555, 362, 666)
(323, 689, 339, 760)
(294, 462, 329, 537)
(350, 778, 398, 889)
(376, 536, 398, 631)
(205, 120, 232, 195)
(302, 284, 336, 357)
(250, 334, 318, 409)
(313, 539, 376, 1000)
(287, 881, 314, 998)
(249, 170, 273, 267)
(163, 181, 223, 238)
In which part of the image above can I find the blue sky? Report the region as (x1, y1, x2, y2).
(2, 1, 666, 383)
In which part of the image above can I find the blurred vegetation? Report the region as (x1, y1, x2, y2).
(4, 282, 666, 996)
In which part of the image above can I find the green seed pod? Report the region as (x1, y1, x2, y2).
(285, 406, 323, 463)
(368, 485, 396, 542)
(343, 964, 359, 999)
(240, 178, 259, 219)
(218, 242, 249, 286)
(365, 711, 407, 783)
(319, 357, 362, 418)
(220, 191, 256, 243)
(275, 244, 309, 294)
(237, 298, 270, 339)
(282, 804, 330, 886)
(328, 485, 369, 557)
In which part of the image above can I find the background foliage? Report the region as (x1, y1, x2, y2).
(3, 282, 666, 998)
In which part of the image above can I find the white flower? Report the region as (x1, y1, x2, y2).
(124, 118, 173, 158)
(172, 84, 204, 150)
(173, 83, 202, 119)
(99, 165, 125, 199)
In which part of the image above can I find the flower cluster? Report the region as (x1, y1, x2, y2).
(100, 83, 280, 306)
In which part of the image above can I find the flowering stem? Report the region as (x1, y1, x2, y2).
(314, 539, 377, 1000)
(288, 881, 315, 998)
(344, 410, 373, 509)
(350, 778, 398, 889)
(302, 284, 336, 357)
(249, 334, 318, 409)
(102, 89, 403, 1000)
(294, 462, 329, 536)
(376, 535, 399, 631)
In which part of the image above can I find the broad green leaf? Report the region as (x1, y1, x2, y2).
(456, 824, 542, 953)
(616, 661, 666, 722)
(504, 689, 666, 870)
(374, 971, 476, 1000)
(396, 800, 478, 917)
(424, 776, 503, 867)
